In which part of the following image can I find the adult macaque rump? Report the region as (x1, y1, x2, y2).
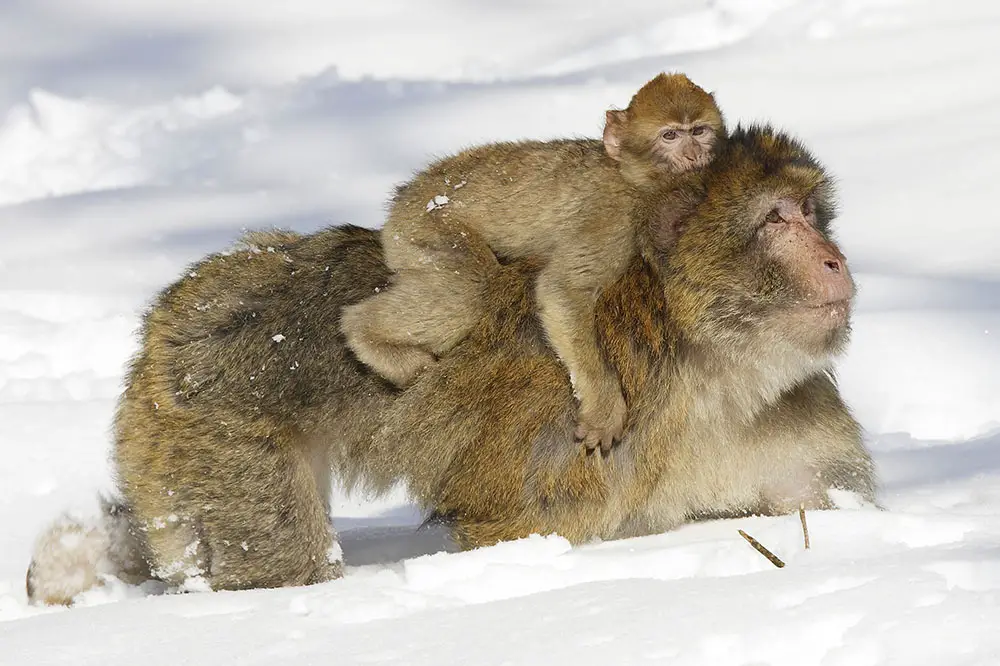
(341, 73, 725, 453)
(26, 125, 875, 604)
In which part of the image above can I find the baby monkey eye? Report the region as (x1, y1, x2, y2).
(764, 209, 783, 225)
(801, 198, 814, 216)
(692, 126, 708, 136)
(661, 130, 678, 141)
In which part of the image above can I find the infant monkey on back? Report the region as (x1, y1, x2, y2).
(341, 73, 726, 454)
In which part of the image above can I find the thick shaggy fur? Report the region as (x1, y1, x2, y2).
(27, 125, 875, 602)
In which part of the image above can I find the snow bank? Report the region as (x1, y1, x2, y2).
(0, 87, 241, 205)
(4, 502, 1000, 664)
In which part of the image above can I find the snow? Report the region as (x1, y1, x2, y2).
(0, 86, 242, 206)
(1, 0, 1000, 663)
(425, 194, 449, 212)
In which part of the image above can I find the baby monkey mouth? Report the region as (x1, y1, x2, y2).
(673, 155, 712, 172)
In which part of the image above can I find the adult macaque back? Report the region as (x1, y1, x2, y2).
(26, 125, 875, 604)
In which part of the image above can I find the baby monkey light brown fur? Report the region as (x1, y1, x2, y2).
(341, 73, 725, 453)
(27, 126, 875, 604)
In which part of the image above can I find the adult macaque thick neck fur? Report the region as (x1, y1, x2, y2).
(341, 72, 725, 454)
(27, 125, 875, 604)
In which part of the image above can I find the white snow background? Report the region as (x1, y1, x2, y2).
(2, 0, 1000, 663)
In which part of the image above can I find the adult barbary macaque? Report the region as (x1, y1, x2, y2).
(26, 125, 875, 604)
(341, 72, 726, 453)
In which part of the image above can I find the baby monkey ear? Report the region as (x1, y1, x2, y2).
(603, 110, 627, 161)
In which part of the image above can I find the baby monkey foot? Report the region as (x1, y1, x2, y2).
(575, 389, 627, 457)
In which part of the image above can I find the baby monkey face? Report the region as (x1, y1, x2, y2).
(652, 123, 718, 172)
(603, 73, 725, 185)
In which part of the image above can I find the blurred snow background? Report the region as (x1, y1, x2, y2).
(1, 1, 999, 663)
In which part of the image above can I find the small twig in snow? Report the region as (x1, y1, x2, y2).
(799, 504, 810, 550)
(738, 529, 785, 568)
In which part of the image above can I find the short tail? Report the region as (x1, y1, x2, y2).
(26, 497, 150, 606)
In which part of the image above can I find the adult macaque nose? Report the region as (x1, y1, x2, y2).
(815, 246, 853, 303)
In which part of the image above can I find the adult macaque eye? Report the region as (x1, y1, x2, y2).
(764, 209, 783, 225)
(801, 199, 814, 216)
(692, 126, 707, 136)
(661, 130, 678, 141)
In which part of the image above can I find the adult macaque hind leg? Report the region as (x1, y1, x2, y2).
(198, 435, 343, 590)
(125, 430, 343, 591)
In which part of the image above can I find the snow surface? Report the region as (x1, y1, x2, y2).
(1, 0, 999, 663)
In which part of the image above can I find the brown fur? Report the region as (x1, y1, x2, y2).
(341, 73, 726, 453)
(26, 125, 875, 601)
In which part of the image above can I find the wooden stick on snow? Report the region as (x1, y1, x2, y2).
(799, 504, 811, 550)
(738, 529, 785, 568)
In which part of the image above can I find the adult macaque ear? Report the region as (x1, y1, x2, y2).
(603, 109, 627, 161)
(648, 186, 702, 253)
(650, 208, 686, 253)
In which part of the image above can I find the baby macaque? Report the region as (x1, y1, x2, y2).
(341, 73, 725, 453)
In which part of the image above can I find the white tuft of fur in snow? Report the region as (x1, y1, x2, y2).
(25, 514, 113, 606)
